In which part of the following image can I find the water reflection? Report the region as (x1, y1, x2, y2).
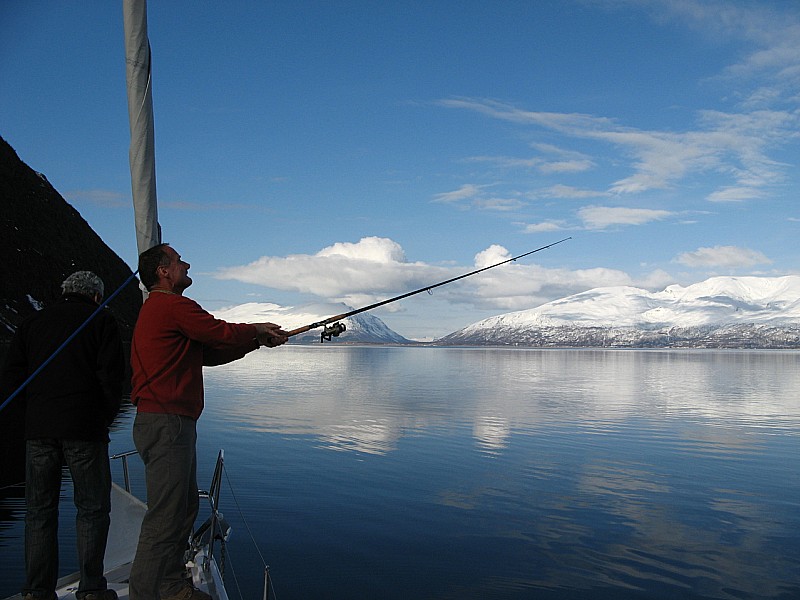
(2, 348, 799, 599)
(473, 414, 511, 455)
(199, 347, 800, 597)
(203, 347, 800, 457)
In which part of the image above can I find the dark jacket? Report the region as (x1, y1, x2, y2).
(1, 293, 125, 442)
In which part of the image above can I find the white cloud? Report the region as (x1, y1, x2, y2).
(473, 245, 512, 268)
(216, 237, 446, 307)
(535, 184, 607, 199)
(466, 155, 543, 169)
(538, 159, 595, 174)
(432, 184, 483, 203)
(455, 261, 639, 312)
(632, 1, 800, 108)
(216, 237, 672, 314)
(521, 221, 564, 233)
(674, 245, 772, 268)
(577, 206, 673, 230)
(316, 237, 406, 263)
(432, 184, 524, 212)
(674, 3, 800, 73)
(438, 96, 798, 201)
(706, 186, 766, 202)
(466, 146, 595, 174)
(473, 197, 526, 211)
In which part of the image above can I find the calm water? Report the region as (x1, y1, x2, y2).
(1, 347, 799, 599)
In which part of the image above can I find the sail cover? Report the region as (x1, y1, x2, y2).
(123, 0, 161, 255)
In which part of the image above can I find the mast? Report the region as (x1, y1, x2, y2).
(123, 0, 161, 256)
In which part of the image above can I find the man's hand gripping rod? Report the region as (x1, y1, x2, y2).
(285, 237, 571, 343)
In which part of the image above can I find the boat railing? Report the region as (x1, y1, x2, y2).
(110, 449, 139, 493)
(195, 449, 227, 572)
(110, 448, 272, 599)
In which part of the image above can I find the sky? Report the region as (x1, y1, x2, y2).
(2, 0, 799, 340)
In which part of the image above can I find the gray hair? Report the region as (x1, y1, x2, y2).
(61, 271, 104, 299)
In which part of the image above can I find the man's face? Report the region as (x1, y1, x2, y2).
(160, 246, 193, 292)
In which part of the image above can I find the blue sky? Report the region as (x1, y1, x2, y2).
(2, 0, 799, 340)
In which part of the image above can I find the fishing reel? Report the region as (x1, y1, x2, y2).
(321, 321, 346, 343)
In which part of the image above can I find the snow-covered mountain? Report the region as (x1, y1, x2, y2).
(437, 276, 800, 348)
(212, 302, 410, 344)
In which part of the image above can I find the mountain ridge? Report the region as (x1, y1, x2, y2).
(212, 302, 411, 344)
(0, 135, 141, 342)
(437, 275, 800, 348)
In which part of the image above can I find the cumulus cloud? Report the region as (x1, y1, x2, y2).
(216, 237, 672, 313)
(675, 245, 772, 268)
(577, 206, 673, 230)
(454, 261, 639, 311)
(216, 237, 444, 307)
(474, 244, 512, 268)
(316, 237, 406, 262)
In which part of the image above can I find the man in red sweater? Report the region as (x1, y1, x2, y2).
(129, 244, 288, 600)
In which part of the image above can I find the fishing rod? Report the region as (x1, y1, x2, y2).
(287, 237, 571, 342)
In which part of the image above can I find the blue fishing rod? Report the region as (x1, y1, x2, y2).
(288, 237, 572, 342)
(0, 270, 140, 414)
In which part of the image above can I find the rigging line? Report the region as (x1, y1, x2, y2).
(222, 465, 280, 598)
(219, 543, 245, 600)
(0, 270, 140, 414)
(0, 482, 26, 492)
(223, 465, 270, 570)
(267, 571, 278, 600)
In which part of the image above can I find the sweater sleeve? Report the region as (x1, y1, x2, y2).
(202, 343, 259, 367)
(171, 296, 259, 349)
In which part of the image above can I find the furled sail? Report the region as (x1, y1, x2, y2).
(123, 0, 161, 255)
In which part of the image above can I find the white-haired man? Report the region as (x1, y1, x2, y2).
(1, 271, 125, 600)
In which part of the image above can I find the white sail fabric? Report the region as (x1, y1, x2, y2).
(123, 0, 161, 256)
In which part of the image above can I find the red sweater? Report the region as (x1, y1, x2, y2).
(130, 292, 259, 419)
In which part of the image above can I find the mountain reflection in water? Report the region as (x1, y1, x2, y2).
(1, 347, 798, 599)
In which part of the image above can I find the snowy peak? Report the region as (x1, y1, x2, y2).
(212, 302, 410, 344)
(439, 275, 800, 348)
(662, 275, 800, 304)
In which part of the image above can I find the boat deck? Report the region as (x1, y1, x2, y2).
(4, 483, 227, 600)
